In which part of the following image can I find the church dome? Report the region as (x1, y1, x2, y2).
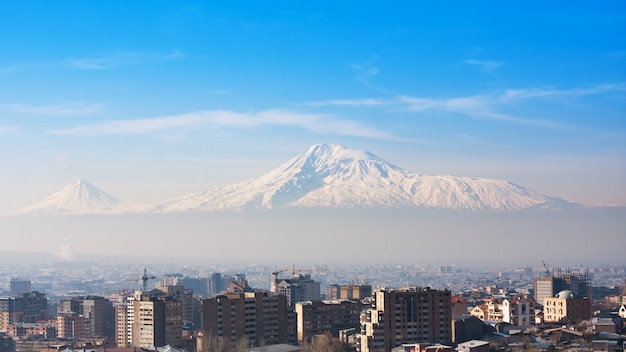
(556, 290, 574, 299)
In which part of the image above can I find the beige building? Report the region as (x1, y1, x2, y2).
(543, 290, 591, 324)
(131, 290, 183, 349)
(357, 287, 452, 352)
(56, 312, 89, 339)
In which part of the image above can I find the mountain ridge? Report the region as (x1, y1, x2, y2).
(11, 144, 580, 216)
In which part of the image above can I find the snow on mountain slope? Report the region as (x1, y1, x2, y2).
(11, 179, 137, 216)
(154, 144, 570, 212)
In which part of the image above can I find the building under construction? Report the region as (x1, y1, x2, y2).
(534, 267, 592, 306)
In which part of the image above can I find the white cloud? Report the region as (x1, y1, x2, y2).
(65, 50, 185, 70)
(502, 82, 626, 101)
(0, 125, 18, 134)
(0, 102, 104, 115)
(304, 98, 390, 107)
(465, 59, 503, 73)
(48, 109, 396, 139)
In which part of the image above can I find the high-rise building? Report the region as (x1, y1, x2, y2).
(534, 276, 566, 307)
(209, 273, 225, 296)
(58, 295, 115, 339)
(357, 287, 452, 352)
(158, 285, 199, 327)
(275, 274, 321, 306)
(533, 269, 591, 307)
(0, 292, 48, 331)
(56, 312, 89, 339)
(202, 291, 296, 347)
(295, 299, 361, 341)
(131, 290, 183, 349)
(82, 296, 115, 339)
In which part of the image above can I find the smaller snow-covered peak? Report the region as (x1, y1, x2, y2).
(11, 179, 128, 216)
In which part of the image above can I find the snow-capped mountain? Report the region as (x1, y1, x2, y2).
(11, 179, 133, 216)
(12, 144, 577, 216)
(154, 143, 574, 212)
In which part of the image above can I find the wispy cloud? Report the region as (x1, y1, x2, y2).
(65, 50, 185, 70)
(465, 59, 503, 73)
(0, 125, 18, 134)
(0, 102, 104, 115)
(502, 82, 626, 101)
(399, 94, 564, 128)
(304, 98, 391, 107)
(48, 109, 395, 139)
(2, 50, 185, 73)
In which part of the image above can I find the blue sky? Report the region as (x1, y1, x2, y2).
(1, 1, 625, 212)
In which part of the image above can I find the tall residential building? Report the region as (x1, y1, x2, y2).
(0, 292, 48, 331)
(202, 291, 296, 347)
(295, 299, 361, 341)
(357, 287, 452, 352)
(115, 302, 131, 348)
(58, 295, 115, 339)
(158, 285, 195, 325)
(56, 312, 89, 339)
(82, 296, 115, 339)
(209, 273, 225, 296)
(275, 273, 321, 306)
(131, 290, 182, 349)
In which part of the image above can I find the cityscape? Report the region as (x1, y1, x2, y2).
(1, 1, 625, 352)
(0, 254, 625, 351)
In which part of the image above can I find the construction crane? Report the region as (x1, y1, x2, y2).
(271, 265, 311, 294)
(541, 260, 551, 276)
(271, 268, 291, 294)
(127, 268, 156, 291)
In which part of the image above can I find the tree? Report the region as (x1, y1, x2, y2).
(299, 332, 345, 352)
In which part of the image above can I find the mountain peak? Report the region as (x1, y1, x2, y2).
(11, 179, 124, 216)
(155, 144, 570, 212)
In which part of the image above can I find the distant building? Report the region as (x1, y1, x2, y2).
(294, 299, 361, 341)
(326, 284, 372, 301)
(9, 280, 31, 296)
(543, 290, 591, 324)
(502, 297, 535, 326)
(275, 273, 321, 306)
(202, 291, 296, 347)
(357, 287, 452, 352)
